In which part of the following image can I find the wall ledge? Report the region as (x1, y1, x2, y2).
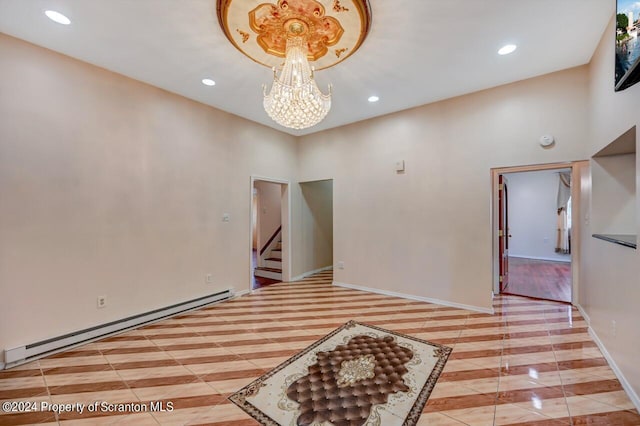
(332, 281, 494, 315)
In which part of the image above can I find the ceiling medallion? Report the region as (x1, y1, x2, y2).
(248, 1, 344, 63)
(217, 0, 371, 129)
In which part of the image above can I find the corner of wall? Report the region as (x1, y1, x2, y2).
(575, 303, 591, 325)
(332, 281, 494, 315)
(587, 326, 640, 412)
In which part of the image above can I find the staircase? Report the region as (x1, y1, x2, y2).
(254, 239, 282, 281)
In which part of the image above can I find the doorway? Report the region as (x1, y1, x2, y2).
(298, 179, 334, 279)
(492, 162, 583, 304)
(250, 177, 290, 290)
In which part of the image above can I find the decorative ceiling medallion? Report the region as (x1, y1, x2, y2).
(335, 47, 347, 58)
(249, 1, 344, 62)
(217, 0, 371, 70)
(236, 28, 250, 43)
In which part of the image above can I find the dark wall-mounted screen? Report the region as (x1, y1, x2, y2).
(615, 0, 640, 91)
(616, 0, 640, 91)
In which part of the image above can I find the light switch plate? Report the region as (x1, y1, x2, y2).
(395, 160, 405, 172)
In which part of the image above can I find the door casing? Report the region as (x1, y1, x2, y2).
(250, 175, 291, 290)
(490, 161, 586, 304)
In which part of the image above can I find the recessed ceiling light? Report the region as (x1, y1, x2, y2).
(45, 10, 71, 25)
(368, 95, 379, 103)
(201, 78, 216, 86)
(498, 44, 517, 55)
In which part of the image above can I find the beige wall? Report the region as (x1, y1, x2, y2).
(255, 180, 282, 253)
(298, 66, 591, 311)
(505, 170, 572, 262)
(3, 17, 639, 404)
(580, 16, 640, 401)
(252, 191, 258, 249)
(296, 180, 333, 276)
(0, 34, 299, 359)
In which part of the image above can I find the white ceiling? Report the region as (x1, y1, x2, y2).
(0, 0, 614, 136)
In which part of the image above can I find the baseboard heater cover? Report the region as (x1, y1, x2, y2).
(4, 289, 232, 367)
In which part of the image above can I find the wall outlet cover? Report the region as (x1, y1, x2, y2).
(97, 296, 107, 309)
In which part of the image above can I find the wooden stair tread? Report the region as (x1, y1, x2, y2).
(255, 267, 282, 273)
(265, 257, 281, 262)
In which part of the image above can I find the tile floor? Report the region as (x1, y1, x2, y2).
(230, 321, 448, 425)
(1, 270, 638, 425)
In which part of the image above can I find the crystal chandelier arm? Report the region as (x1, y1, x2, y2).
(262, 36, 331, 129)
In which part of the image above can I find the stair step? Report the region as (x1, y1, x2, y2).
(265, 258, 282, 269)
(254, 267, 282, 280)
(270, 249, 282, 260)
(256, 267, 281, 272)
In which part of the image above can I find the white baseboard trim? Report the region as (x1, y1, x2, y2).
(3, 289, 232, 369)
(332, 281, 494, 315)
(508, 254, 571, 263)
(234, 289, 251, 298)
(0, 362, 4, 371)
(576, 303, 591, 325)
(587, 325, 640, 412)
(290, 266, 333, 282)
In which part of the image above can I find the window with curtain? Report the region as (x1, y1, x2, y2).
(556, 172, 571, 254)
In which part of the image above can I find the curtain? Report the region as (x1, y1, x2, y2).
(556, 172, 571, 254)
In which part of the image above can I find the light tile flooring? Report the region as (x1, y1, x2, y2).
(1, 270, 639, 425)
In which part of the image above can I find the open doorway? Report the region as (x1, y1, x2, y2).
(297, 179, 334, 279)
(492, 163, 581, 304)
(250, 177, 290, 290)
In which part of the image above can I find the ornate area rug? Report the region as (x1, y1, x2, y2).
(229, 321, 452, 426)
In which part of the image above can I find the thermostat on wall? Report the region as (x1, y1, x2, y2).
(539, 134, 555, 147)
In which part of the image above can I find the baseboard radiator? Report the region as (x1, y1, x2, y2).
(3, 290, 233, 368)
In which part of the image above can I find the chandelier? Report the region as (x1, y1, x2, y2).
(217, 0, 371, 129)
(263, 35, 331, 130)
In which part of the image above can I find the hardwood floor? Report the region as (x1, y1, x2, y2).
(1, 270, 638, 425)
(504, 257, 572, 303)
(252, 275, 280, 289)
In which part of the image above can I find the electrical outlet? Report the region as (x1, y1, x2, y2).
(611, 320, 617, 337)
(206, 274, 213, 284)
(222, 213, 230, 222)
(97, 295, 107, 309)
(337, 261, 344, 270)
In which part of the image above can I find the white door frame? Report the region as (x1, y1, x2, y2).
(490, 161, 584, 304)
(250, 175, 292, 290)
